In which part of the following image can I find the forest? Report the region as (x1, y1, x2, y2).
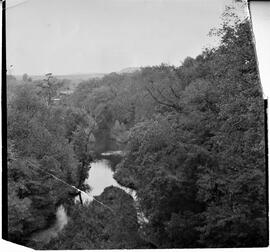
(6, 5, 268, 249)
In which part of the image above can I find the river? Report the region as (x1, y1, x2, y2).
(30, 205, 68, 243)
(30, 152, 145, 244)
(77, 157, 136, 204)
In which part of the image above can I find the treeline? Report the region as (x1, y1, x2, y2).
(119, 16, 267, 248)
(59, 7, 266, 248)
(7, 4, 267, 249)
(7, 75, 93, 244)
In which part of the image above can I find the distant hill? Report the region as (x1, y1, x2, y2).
(118, 67, 141, 74)
(55, 73, 105, 81)
(13, 68, 141, 88)
(14, 73, 106, 90)
(15, 73, 105, 82)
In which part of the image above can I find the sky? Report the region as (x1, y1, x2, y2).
(249, 1, 270, 98)
(7, 0, 244, 75)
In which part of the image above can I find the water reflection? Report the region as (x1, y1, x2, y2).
(79, 159, 136, 203)
(79, 158, 148, 224)
(86, 159, 120, 195)
(101, 150, 126, 157)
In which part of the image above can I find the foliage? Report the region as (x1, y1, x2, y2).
(7, 81, 91, 244)
(7, 2, 267, 249)
(112, 7, 267, 248)
(42, 187, 147, 249)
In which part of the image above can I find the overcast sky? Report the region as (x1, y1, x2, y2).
(7, 0, 244, 75)
(250, 1, 270, 98)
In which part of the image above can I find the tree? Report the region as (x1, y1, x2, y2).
(42, 187, 146, 250)
(113, 4, 267, 247)
(22, 73, 31, 82)
(37, 73, 63, 106)
(7, 84, 82, 245)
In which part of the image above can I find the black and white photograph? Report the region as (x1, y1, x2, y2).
(2, 0, 269, 249)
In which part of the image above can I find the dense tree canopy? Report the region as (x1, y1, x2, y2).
(7, 77, 92, 244)
(7, 3, 267, 249)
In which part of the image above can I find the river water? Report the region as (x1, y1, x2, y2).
(78, 158, 136, 203)
(30, 152, 143, 244)
(30, 205, 68, 243)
